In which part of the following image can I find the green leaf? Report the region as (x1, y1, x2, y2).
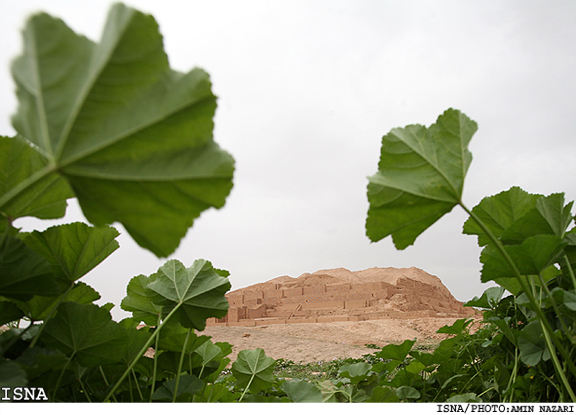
(405, 360, 426, 375)
(193, 339, 225, 366)
(18, 281, 100, 321)
(550, 287, 576, 311)
(0, 232, 64, 300)
(0, 299, 24, 325)
(120, 273, 163, 325)
(24, 222, 119, 282)
(518, 321, 550, 366)
(464, 286, 505, 309)
(9, 3, 234, 257)
(0, 136, 73, 222)
(281, 380, 323, 402)
(338, 362, 372, 383)
(376, 339, 416, 361)
(0, 360, 28, 389)
(366, 108, 476, 249)
(15, 347, 68, 380)
(463, 187, 541, 246)
(480, 235, 565, 284)
(395, 385, 420, 400)
(367, 386, 400, 403)
(409, 350, 440, 367)
(437, 318, 472, 335)
(446, 393, 481, 403)
(231, 348, 275, 394)
(500, 193, 573, 244)
(143, 259, 230, 330)
(41, 302, 130, 367)
(157, 321, 209, 353)
(151, 374, 204, 402)
(110, 317, 152, 365)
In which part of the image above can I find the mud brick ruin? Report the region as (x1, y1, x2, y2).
(206, 266, 475, 327)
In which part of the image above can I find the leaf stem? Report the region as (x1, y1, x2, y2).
(149, 314, 161, 402)
(563, 254, 576, 289)
(172, 328, 191, 402)
(238, 373, 255, 402)
(103, 304, 182, 402)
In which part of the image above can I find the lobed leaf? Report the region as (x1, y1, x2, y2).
(41, 302, 131, 367)
(8, 3, 234, 257)
(23, 222, 119, 282)
(120, 273, 163, 326)
(366, 108, 476, 249)
(479, 235, 565, 284)
(121, 259, 230, 330)
(518, 321, 551, 366)
(231, 348, 275, 394)
(463, 187, 540, 246)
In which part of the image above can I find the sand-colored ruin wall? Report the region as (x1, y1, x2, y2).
(206, 278, 473, 327)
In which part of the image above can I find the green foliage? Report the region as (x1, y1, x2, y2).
(366, 108, 476, 249)
(0, 3, 242, 403)
(2, 2, 575, 404)
(366, 109, 576, 402)
(5, 3, 234, 258)
(231, 348, 276, 398)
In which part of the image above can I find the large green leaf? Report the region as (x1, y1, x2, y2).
(120, 273, 163, 325)
(231, 348, 276, 394)
(8, 3, 234, 257)
(499, 193, 573, 244)
(24, 222, 119, 282)
(281, 380, 323, 402)
(463, 187, 541, 247)
(0, 136, 73, 222)
(366, 108, 476, 249)
(41, 302, 130, 367)
(0, 233, 64, 300)
(121, 259, 230, 330)
(518, 321, 551, 366)
(18, 281, 100, 321)
(480, 235, 565, 284)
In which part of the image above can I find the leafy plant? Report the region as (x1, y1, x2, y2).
(3, 3, 234, 257)
(0, 3, 240, 403)
(365, 108, 576, 402)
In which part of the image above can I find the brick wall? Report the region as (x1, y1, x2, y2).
(205, 278, 469, 327)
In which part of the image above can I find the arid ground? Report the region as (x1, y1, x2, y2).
(202, 317, 467, 363)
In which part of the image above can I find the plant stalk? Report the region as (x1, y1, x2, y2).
(103, 304, 183, 402)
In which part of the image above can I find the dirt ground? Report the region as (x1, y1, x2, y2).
(202, 317, 465, 364)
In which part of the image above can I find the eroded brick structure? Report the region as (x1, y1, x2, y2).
(206, 267, 474, 327)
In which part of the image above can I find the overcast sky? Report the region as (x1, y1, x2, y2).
(1, 1, 575, 321)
